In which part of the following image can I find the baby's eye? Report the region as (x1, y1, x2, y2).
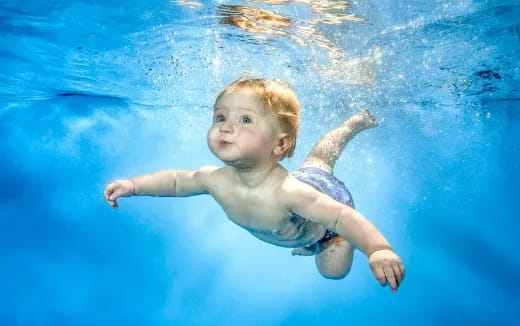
(215, 114, 225, 122)
(241, 116, 252, 124)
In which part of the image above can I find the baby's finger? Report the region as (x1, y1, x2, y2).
(104, 183, 116, 199)
(399, 262, 405, 280)
(392, 264, 402, 287)
(103, 186, 110, 199)
(107, 198, 118, 208)
(383, 265, 397, 292)
(371, 264, 387, 286)
(109, 188, 124, 201)
(106, 197, 114, 206)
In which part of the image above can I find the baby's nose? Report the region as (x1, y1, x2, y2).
(219, 121, 234, 133)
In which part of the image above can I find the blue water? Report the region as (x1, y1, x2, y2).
(1, 0, 519, 325)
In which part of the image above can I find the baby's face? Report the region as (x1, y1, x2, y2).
(207, 88, 282, 167)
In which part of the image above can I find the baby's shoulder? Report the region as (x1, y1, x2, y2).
(197, 165, 222, 175)
(196, 165, 237, 190)
(275, 173, 307, 200)
(278, 171, 306, 190)
(195, 165, 224, 187)
(276, 172, 324, 207)
(201, 165, 232, 177)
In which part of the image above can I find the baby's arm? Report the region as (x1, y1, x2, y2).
(104, 166, 218, 208)
(280, 177, 405, 291)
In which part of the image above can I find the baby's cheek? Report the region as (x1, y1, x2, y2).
(207, 128, 218, 140)
(249, 137, 271, 154)
(244, 130, 264, 145)
(207, 130, 219, 149)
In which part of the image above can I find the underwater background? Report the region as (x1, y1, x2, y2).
(1, 0, 519, 325)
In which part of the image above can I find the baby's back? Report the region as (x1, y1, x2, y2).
(206, 165, 327, 248)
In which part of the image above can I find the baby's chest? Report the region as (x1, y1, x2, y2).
(212, 189, 290, 231)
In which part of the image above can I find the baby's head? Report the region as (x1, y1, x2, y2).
(208, 78, 301, 166)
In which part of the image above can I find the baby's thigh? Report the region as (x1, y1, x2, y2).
(315, 239, 354, 280)
(300, 157, 333, 174)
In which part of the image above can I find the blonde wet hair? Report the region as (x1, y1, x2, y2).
(214, 77, 301, 159)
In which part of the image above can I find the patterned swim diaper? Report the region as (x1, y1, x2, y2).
(290, 166, 355, 243)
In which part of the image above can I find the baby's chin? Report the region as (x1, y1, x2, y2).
(221, 157, 255, 168)
(220, 155, 270, 169)
(209, 145, 271, 168)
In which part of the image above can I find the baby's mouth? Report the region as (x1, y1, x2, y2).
(219, 140, 232, 146)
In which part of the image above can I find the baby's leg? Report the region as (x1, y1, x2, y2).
(315, 237, 355, 279)
(300, 109, 378, 173)
(293, 110, 376, 260)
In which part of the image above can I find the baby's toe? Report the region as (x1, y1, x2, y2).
(362, 110, 378, 127)
(291, 247, 316, 256)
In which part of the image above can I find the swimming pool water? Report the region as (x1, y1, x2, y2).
(1, 0, 519, 325)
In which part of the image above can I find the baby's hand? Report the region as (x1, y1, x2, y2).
(368, 249, 405, 293)
(103, 179, 135, 208)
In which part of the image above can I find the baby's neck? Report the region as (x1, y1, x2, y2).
(230, 162, 284, 189)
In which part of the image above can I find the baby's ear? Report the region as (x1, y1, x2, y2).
(273, 132, 292, 156)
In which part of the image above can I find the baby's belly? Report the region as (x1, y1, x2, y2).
(248, 217, 327, 248)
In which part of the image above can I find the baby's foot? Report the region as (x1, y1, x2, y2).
(291, 244, 317, 256)
(344, 108, 379, 132)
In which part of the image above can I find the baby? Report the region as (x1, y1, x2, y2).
(104, 78, 405, 292)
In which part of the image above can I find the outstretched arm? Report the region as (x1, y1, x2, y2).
(104, 166, 219, 207)
(280, 176, 405, 291)
(281, 177, 390, 255)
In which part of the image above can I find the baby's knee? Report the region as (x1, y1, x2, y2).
(319, 266, 351, 280)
